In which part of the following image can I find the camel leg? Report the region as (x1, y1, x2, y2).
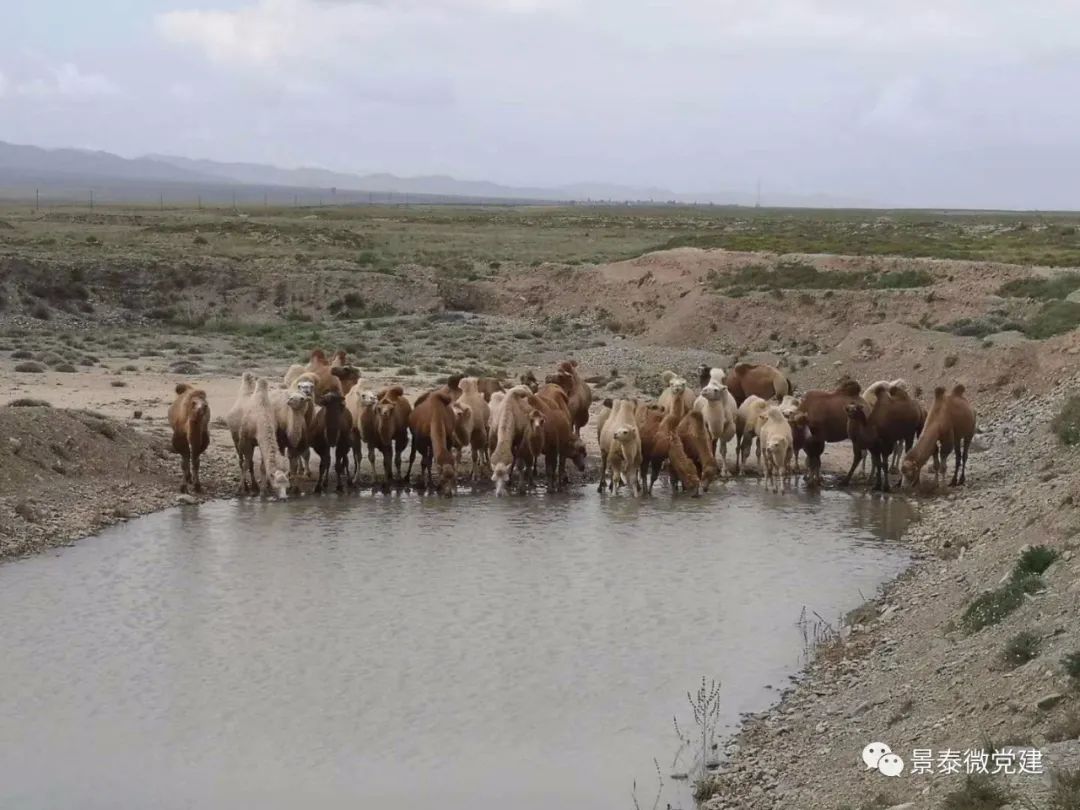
(842, 447, 863, 486)
(598, 450, 608, 494)
(191, 450, 202, 493)
(179, 451, 192, 493)
(959, 436, 970, 485)
(950, 441, 962, 486)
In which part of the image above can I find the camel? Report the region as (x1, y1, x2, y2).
(658, 370, 696, 414)
(408, 388, 458, 496)
(677, 409, 717, 492)
(168, 383, 210, 493)
(363, 386, 412, 486)
(797, 378, 863, 487)
(758, 405, 794, 493)
(723, 363, 794, 406)
(598, 399, 642, 495)
(545, 360, 591, 437)
(901, 385, 976, 488)
(234, 378, 290, 497)
(306, 391, 351, 494)
(734, 395, 769, 474)
(693, 380, 738, 476)
(658, 393, 701, 495)
(269, 388, 311, 493)
(490, 386, 532, 496)
(459, 377, 492, 479)
(528, 383, 587, 490)
(845, 386, 923, 491)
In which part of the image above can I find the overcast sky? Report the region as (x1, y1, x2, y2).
(3, 0, 1080, 208)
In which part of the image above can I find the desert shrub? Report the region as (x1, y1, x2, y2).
(941, 774, 1011, 810)
(10, 349, 33, 359)
(1051, 397, 1080, 446)
(396, 367, 417, 376)
(1048, 768, 1080, 810)
(14, 361, 45, 373)
(1001, 630, 1041, 669)
(1023, 300, 1080, 339)
(960, 575, 1043, 633)
(30, 302, 51, 320)
(873, 268, 934, 288)
(193, 234, 208, 245)
(1063, 651, 1080, 685)
(1046, 712, 1080, 743)
(53, 363, 77, 373)
(6, 398, 51, 407)
(944, 355, 959, 368)
(110, 380, 127, 388)
(1014, 545, 1060, 577)
(998, 272, 1080, 300)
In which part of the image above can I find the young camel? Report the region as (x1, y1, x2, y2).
(408, 389, 458, 496)
(235, 378, 290, 498)
(168, 383, 210, 493)
(490, 386, 532, 496)
(901, 385, 976, 488)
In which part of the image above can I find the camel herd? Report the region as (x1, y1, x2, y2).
(167, 350, 977, 499)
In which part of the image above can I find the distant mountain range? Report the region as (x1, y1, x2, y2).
(0, 139, 873, 207)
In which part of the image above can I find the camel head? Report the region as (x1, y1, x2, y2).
(360, 390, 379, 408)
(296, 379, 315, 400)
(901, 454, 920, 487)
(319, 391, 346, 414)
(520, 370, 539, 392)
(528, 409, 545, 432)
(845, 401, 868, 422)
(665, 374, 688, 395)
(331, 365, 361, 394)
(436, 461, 456, 497)
(269, 468, 290, 499)
(699, 381, 728, 402)
(492, 462, 510, 496)
(613, 425, 635, 444)
(569, 438, 587, 472)
(286, 392, 307, 412)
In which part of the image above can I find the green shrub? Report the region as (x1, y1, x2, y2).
(396, 367, 417, 376)
(998, 273, 1080, 300)
(1014, 545, 1060, 577)
(1001, 630, 1041, 669)
(14, 361, 46, 373)
(6, 398, 51, 407)
(1023, 300, 1080, 339)
(1051, 397, 1080, 446)
(960, 575, 1043, 633)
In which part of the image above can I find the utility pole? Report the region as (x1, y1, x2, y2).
(232, 191, 237, 211)
(34, 189, 39, 212)
(160, 193, 164, 212)
(755, 178, 761, 208)
(89, 189, 94, 210)
(197, 195, 202, 211)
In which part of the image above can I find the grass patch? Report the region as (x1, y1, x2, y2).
(1014, 545, 1060, 577)
(941, 774, 1011, 810)
(1001, 630, 1041, 669)
(707, 261, 932, 295)
(1023, 300, 1080, 339)
(936, 314, 1025, 338)
(1051, 397, 1080, 446)
(960, 574, 1043, 633)
(998, 272, 1080, 300)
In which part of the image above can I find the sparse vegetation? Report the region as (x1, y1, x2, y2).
(1047, 767, 1080, 810)
(1046, 711, 1080, 743)
(1051, 397, 1080, 446)
(998, 273, 1080, 301)
(707, 261, 932, 296)
(14, 360, 46, 373)
(960, 574, 1043, 633)
(1001, 630, 1041, 669)
(941, 774, 1011, 810)
(1014, 545, 1060, 578)
(1023, 300, 1080, 339)
(1062, 651, 1080, 686)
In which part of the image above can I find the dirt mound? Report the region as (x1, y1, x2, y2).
(0, 405, 230, 561)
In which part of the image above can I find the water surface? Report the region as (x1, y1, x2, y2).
(0, 485, 911, 809)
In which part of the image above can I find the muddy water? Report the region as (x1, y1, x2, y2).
(0, 485, 911, 810)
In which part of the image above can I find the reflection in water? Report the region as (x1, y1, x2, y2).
(0, 485, 912, 810)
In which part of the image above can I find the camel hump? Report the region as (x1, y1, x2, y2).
(934, 386, 947, 399)
(952, 384, 966, 397)
(434, 390, 453, 405)
(838, 379, 862, 397)
(175, 383, 191, 395)
(661, 370, 677, 384)
(310, 349, 327, 362)
(733, 362, 754, 375)
(447, 374, 463, 390)
(384, 385, 404, 399)
(887, 384, 909, 399)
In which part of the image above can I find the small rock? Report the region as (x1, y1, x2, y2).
(1036, 693, 1066, 711)
(176, 494, 199, 506)
(133, 410, 143, 419)
(885, 804, 915, 810)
